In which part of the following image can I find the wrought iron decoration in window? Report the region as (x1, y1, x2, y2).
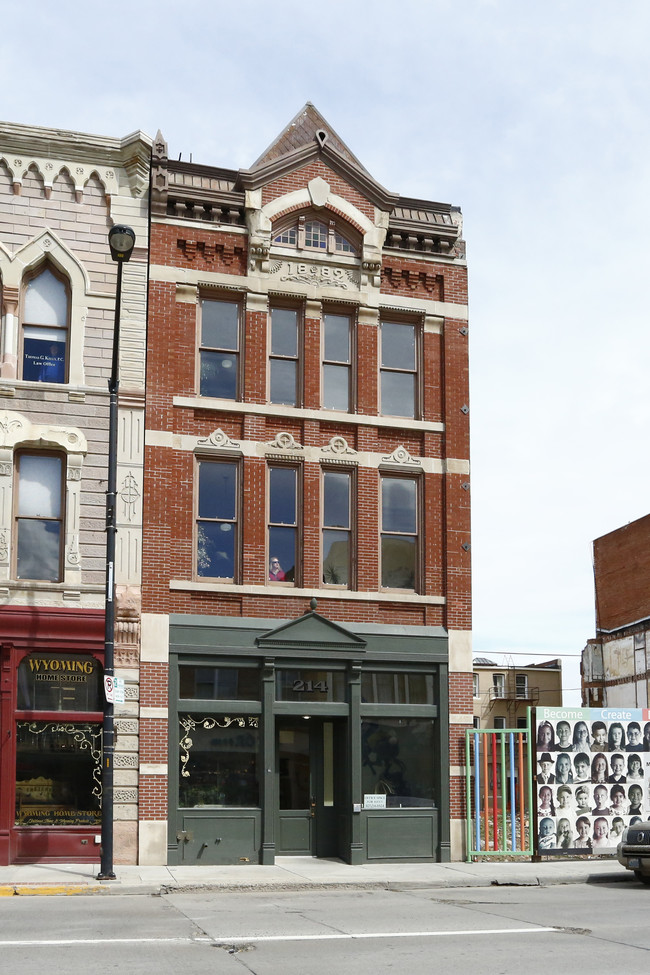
(21, 267, 69, 383)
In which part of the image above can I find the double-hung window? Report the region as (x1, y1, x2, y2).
(322, 312, 351, 411)
(196, 459, 238, 581)
(268, 466, 298, 583)
(199, 298, 240, 399)
(21, 267, 68, 383)
(380, 475, 418, 590)
(380, 319, 417, 418)
(14, 451, 65, 581)
(269, 306, 299, 406)
(322, 469, 352, 586)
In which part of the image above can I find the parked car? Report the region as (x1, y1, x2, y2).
(617, 820, 650, 883)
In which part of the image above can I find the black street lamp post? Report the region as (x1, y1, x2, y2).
(98, 225, 136, 880)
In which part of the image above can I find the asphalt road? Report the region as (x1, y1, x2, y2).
(0, 878, 648, 974)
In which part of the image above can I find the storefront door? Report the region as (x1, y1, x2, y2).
(275, 718, 345, 857)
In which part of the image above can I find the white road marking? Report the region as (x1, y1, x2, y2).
(0, 938, 192, 947)
(0, 926, 557, 948)
(214, 927, 558, 944)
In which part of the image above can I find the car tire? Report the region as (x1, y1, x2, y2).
(634, 871, 650, 885)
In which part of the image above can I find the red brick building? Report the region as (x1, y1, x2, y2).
(583, 513, 650, 709)
(140, 105, 471, 864)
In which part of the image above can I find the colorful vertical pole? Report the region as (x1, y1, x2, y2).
(509, 732, 516, 851)
(491, 732, 498, 850)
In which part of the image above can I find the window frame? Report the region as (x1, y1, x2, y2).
(492, 673, 505, 698)
(321, 308, 354, 412)
(268, 302, 302, 408)
(19, 263, 70, 385)
(379, 473, 421, 592)
(515, 674, 529, 699)
(194, 455, 241, 583)
(13, 449, 66, 583)
(272, 213, 360, 257)
(267, 462, 301, 586)
(379, 316, 421, 419)
(197, 294, 242, 401)
(321, 466, 355, 589)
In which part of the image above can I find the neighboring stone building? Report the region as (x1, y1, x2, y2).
(582, 513, 650, 708)
(0, 121, 150, 864)
(140, 104, 471, 865)
(473, 656, 563, 728)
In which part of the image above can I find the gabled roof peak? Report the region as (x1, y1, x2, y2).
(252, 102, 369, 175)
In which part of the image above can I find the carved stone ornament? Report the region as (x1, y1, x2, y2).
(308, 176, 330, 208)
(120, 472, 141, 522)
(66, 467, 82, 481)
(113, 753, 138, 769)
(0, 530, 8, 563)
(0, 415, 24, 443)
(0, 462, 12, 476)
(271, 260, 358, 290)
(66, 535, 80, 565)
(321, 435, 356, 457)
(196, 429, 241, 451)
(381, 445, 422, 467)
(265, 432, 303, 452)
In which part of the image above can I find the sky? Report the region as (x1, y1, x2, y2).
(3, 0, 650, 705)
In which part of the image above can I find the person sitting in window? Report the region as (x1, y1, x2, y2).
(269, 557, 285, 581)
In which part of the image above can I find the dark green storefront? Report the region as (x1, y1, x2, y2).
(168, 608, 450, 865)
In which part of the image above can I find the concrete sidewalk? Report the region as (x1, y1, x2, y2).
(0, 856, 631, 896)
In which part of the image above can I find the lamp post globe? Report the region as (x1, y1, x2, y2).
(108, 224, 135, 263)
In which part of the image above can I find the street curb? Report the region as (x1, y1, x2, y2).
(0, 884, 108, 897)
(0, 871, 629, 897)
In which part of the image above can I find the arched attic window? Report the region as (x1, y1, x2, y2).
(273, 214, 359, 256)
(21, 265, 69, 383)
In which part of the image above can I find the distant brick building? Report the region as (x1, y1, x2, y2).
(583, 513, 650, 708)
(140, 105, 471, 865)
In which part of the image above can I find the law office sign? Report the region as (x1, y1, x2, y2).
(535, 707, 650, 856)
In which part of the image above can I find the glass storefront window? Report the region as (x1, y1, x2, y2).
(17, 654, 102, 712)
(361, 718, 435, 808)
(275, 669, 346, 702)
(15, 721, 102, 826)
(361, 672, 434, 705)
(179, 715, 260, 807)
(179, 666, 259, 701)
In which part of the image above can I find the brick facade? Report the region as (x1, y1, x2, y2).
(141, 104, 471, 863)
